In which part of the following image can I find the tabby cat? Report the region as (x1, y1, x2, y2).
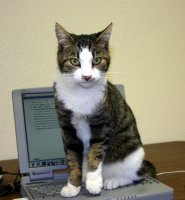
(54, 22, 156, 197)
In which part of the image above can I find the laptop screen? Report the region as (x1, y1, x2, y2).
(21, 91, 66, 168)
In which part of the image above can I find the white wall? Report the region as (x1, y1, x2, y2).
(0, 0, 185, 160)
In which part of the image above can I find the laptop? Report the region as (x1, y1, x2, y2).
(12, 86, 174, 200)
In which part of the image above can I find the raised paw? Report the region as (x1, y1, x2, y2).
(60, 182, 81, 197)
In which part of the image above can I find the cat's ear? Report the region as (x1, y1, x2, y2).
(95, 23, 113, 49)
(55, 23, 74, 48)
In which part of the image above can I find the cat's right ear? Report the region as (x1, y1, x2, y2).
(95, 23, 113, 49)
(55, 23, 74, 48)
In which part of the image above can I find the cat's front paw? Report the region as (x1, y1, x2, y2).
(86, 174, 103, 194)
(60, 182, 81, 197)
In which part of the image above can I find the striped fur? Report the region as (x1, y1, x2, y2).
(54, 23, 156, 197)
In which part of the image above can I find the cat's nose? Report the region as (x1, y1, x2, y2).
(82, 75, 92, 81)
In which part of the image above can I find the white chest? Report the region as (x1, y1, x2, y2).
(55, 75, 106, 152)
(55, 76, 105, 115)
(71, 114, 91, 154)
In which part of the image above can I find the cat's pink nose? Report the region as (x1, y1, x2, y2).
(82, 75, 92, 81)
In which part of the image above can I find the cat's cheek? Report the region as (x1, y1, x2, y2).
(92, 68, 101, 80)
(60, 182, 81, 197)
(73, 69, 82, 83)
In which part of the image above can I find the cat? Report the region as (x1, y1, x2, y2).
(54, 22, 156, 197)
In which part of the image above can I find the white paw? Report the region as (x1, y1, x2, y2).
(104, 177, 133, 190)
(104, 178, 120, 190)
(60, 182, 81, 197)
(86, 175, 103, 194)
(85, 162, 103, 194)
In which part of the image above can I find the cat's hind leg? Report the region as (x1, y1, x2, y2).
(103, 177, 133, 190)
(103, 147, 145, 190)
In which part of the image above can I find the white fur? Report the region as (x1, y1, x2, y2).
(86, 162, 103, 194)
(55, 76, 105, 116)
(60, 182, 81, 197)
(79, 48, 93, 77)
(103, 147, 145, 189)
(71, 115, 91, 152)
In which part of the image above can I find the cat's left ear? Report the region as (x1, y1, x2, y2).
(95, 23, 113, 49)
(55, 23, 74, 49)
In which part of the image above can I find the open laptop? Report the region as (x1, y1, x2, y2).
(12, 86, 174, 200)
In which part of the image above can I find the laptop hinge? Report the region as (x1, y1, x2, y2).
(30, 170, 53, 181)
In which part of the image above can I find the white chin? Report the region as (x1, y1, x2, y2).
(79, 82, 95, 88)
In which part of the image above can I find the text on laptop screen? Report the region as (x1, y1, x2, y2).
(22, 92, 66, 168)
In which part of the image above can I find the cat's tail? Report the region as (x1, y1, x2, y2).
(143, 160, 156, 178)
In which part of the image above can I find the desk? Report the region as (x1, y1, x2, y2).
(0, 141, 184, 200)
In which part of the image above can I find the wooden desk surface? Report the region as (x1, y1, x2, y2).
(0, 141, 184, 200)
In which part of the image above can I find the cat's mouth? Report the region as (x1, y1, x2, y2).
(78, 78, 97, 88)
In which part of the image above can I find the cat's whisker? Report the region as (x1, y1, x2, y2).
(59, 79, 74, 84)
(60, 75, 74, 78)
(106, 72, 119, 74)
(59, 77, 73, 81)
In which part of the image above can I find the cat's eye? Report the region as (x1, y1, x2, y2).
(92, 57, 102, 65)
(70, 58, 80, 66)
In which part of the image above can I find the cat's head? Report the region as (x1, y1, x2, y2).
(55, 23, 112, 88)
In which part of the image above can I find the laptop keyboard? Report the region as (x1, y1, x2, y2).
(26, 181, 64, 199)
(25, 181, 88, 199)
(24, 176, 173, 200)
(25, 178, 153, 199)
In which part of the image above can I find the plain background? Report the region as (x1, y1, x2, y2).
(0, 0, 185, 160)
